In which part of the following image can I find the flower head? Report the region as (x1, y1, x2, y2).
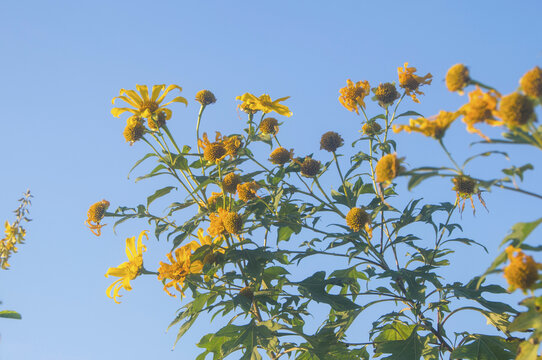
(362, 122, 382, 136)
(259, 117, 279, 135)
(339, 79, 370, 114)
(222, 173, 241, 194)
(398, 63, 432, 103)
(111, 84, 187, 120)
(237, 181, 260, 202)
(147, 111, 167, 131)
(198, 132, 227, 163)
(504, 246, 541, 293)
(520, 66, 542, 98)
(195, 90, 217, 106)
(497, 92, 536, 128)
(157, 229, 217, 297)
(372, 82, 401, 107)
(123, 117, 145, 144)
(376, 153, 403, 185)
(105, 230, 148, 303)
(393, 111, 459, 140)
(239, 286, 254, 300)
(221, 134, 243, 159)
(222, 211, 243, 235)
(237, 93, 292, 117)
(320, 131, 344, 152)
(346, 208, 370, 232)
(269, 147, 293, 165)
(452, 176, 486, 214)
(298, 157, 321, 178)
(86, 200, 110, 236)
(445, 64, 470, 94)
(459, 87, 502, 140)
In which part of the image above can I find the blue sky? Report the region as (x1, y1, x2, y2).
(1, 1, 541, 359)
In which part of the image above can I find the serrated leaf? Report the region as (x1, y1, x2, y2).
(508, 297, 542, 332)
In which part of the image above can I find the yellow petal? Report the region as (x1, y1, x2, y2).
(119, 89, 143, 106)
(111, 107, 136, 118)
(150, 85, 166, 102)
(156, 85, 183, 104)
(162, 96, 188, 107)
(136, 85, 150, 102)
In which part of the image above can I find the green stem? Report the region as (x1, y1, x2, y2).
(332, 152, 351, 207)
(314, 177, 345, 218)
(438, 139, 461, 170)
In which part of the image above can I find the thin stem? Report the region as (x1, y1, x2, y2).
(333, 151, 351, 207)
(314, 177, 345, 218)
(196, 105, 206, 155)
(438, 139, 461, 170)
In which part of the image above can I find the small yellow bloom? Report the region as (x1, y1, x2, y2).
(105, 230, 148, 303)
(398, 63, 432, 103)
(222, 134, 243, 158)
(459, 86, 502, 140)
(497, 92, 536, 128)
(237, 182, 260, 202)
(362, 122, 382, 136)
(393, 111, 459, 140)
(445, 64, 470, 94)
(198, 132, 227, 164)
(269, 147, 293, 165)
(123, 117, 145, 145)
(346, 208, 370, 232)
(222, 173, 241, 194)
(222, 211, 243, 235)
(504, 246, 541, 293)
(111, 84, 187, 120)
(237, 93, 292, 117)
(195, 90, 217, 106)
(372, 82, 400, 107)
(298, 157, 321, 178)
(208, 210, 226, 237)
(376, 153, 403, 185)
(86, 200, 110, 237)
(339, 79, 370, 114)
(520, 66, 542, 99)
(259, 117, 279, 135)
(320, 131, 344, 152)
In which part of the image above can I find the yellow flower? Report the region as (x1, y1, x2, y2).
(504, 246, 541, 293)
(222, 211, 243, 235)
(497, 92, 536, 128)
(105, 230, 148, 303)
(459, 86, 502, 140)
(298, 157, 321, 177)
(208, 209, 226, 237)
(259, 117, 279, 135)
(346, 208, 370, 232)
(195, 89, 217, 106)
(198, 132, 227, 164)
(269, 147, 293, 165)
(445, 64, 470, 94)
(222, 134, 243, 158)
(452, 176, 486, 214)
(520, 66, 542, 98)
(320, 131, 344, 152)
(111, 84, 187, 120)
(237, 93, 292, 117)
(86, 200, 110, 237)
(376, 153, 403, 185)
(123, 117, 145, 144)
(372, 82, 401, 107)
(222, 173, 241, 194)
(339, 79, 370, 114)
(237, 181, 260, 202)
(393, 111, 459, 140)
(398, 63, 432, 103)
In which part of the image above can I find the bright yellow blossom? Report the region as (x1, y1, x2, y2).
(398, 63, 432, 103)
(105, 230, 148, 303)
(459, 86, 502, 140)
(237, 93, 292, 117)
(111, 84, 187, 120)
(198, 132, 227, 163)
(86, 200, 110, 236)
(445, 64, 470, 94)
(504, 246, 541, 293)
(339, 79, 370, 114)
(393, 111, 459, 140)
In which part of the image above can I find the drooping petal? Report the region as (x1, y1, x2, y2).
(150, 85, 166, 102)
(162, 96, 188, 107)
(119, 89, 143, 106)
(125, 235, 137, 260)
(111, 107, 137, 117)
(156, 85, 183, 104)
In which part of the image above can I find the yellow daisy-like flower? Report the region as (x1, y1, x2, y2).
(208, 209, 227, 237)
(520, 66, 542, 99)
(346, 208, 370, 232)
(393, 111, 459, 140)
(269, 147, 294, 165)
(86, 199, 110, 236)
(503, 246, 541, 293)
(445, 64, 470, 94)
(236, 93, 292, 117)
(339, 79, 370, 114)
(459, 86, 502, 140)
(105, 230, 148, 303)
(111, 84, 187, 120)
(497, 92, 536, 128)
(398, 63, 432, 103)
(198, 132, 227, 164)
(237, 181, 260, 202)
(375, 153, 403, 185)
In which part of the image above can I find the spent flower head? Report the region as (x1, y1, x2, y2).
(398, 62, 432, 103)
(298, 157, 321, 178)
(497, 92, 536, 128)
(459, 86, 502, 140)
(339, 79, 370, 114)
(123, 117, 145, 144)
(320, 131, 344, 152)
(86, 199, 110, 236)
(259, 117, 279, 135)
(195, 90, 217, 106)
(237, 182, 260, 202)
(520, 66, 542, 99)
(269, 147, 293, 165)
(346, 208, 370, 232)
(503, 246, 541, 293)
(445, 64, 470, 94)
(372, 82, 401, 107)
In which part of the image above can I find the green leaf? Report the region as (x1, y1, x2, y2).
(450, 334, 517, 360)
(516, 339, 539, 360)
(0, 310, 22, 319)
(375, 328, 424, 360)
(508, 297, 542, 333)
(127, 153, 156, 179)
(396, 110, 424, 119)
(147, 186, 176, 208)
(407, 171, 440, 191)
(462, 151, 509, 167)
(277, 226, 295, 243)
(296, 272, 360, 311)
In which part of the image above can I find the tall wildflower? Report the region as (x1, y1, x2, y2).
(0, 191, 32, 269)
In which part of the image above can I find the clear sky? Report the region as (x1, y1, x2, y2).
(1, 1, 541, 359)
